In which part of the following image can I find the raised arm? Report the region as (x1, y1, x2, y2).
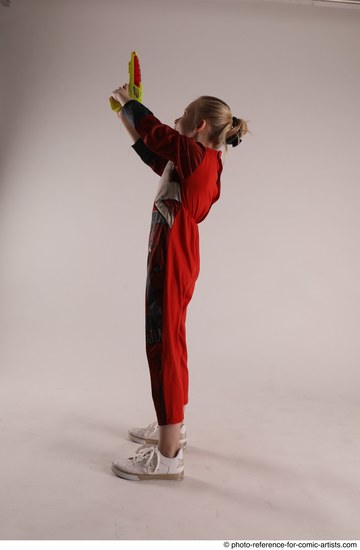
(121, 100, 205, 182)
(117, 110, 168, 176)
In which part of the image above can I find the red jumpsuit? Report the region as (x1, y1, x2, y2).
(122, 99, 223, 426)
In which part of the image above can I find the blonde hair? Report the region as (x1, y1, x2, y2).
(192, 95, 251, 156)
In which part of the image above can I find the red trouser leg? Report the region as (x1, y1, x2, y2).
(145, 203, 198, 426)
(178, 277, 196, 407)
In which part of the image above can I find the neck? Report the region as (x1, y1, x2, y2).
(195, 134, 216, 149)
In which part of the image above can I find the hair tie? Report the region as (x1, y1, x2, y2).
(227, 134, 242, 147)
(225, 116, 242, 147)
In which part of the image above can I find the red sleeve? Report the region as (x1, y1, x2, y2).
(122, 100, 206, 181)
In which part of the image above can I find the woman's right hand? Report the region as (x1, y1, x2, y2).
(111, 83, 132, 107)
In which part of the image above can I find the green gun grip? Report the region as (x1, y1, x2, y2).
(109, 96, 122, 112)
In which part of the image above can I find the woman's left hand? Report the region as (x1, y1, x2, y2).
(111, 83, 131, 107)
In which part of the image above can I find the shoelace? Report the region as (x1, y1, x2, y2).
(129, 445, 159, 473)
(142, 421, 158, 437)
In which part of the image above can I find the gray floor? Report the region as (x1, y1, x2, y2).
(1, 335, 359, 540)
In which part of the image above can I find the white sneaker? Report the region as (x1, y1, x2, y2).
(128, 420, 187, 449)
(112, 444, 184, 481)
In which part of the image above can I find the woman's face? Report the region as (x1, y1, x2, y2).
(174, 102, 197, 137)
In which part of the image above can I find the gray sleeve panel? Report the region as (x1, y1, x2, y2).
(131, 138, 158, 165)
(122, 100, 153, 127)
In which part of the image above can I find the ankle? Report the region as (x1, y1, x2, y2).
(158, 445, 179, 459)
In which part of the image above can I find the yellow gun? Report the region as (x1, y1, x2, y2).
(109, 50, 143, 112)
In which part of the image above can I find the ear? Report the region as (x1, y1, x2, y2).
(196, 120, 207, 132)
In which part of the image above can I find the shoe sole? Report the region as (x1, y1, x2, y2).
(128, 431, 187, 449)
(111, 463, 184, 481)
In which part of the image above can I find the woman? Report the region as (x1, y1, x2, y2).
(111, 83, 249, 481)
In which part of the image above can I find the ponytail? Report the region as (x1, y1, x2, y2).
(193, 95, 251, 156)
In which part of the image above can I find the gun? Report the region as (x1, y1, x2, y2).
(109, 50, 143, 112)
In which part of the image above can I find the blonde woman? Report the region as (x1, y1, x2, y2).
(111, 83, 249, 481)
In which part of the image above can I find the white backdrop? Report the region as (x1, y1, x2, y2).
(0, 0, 359, 541)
